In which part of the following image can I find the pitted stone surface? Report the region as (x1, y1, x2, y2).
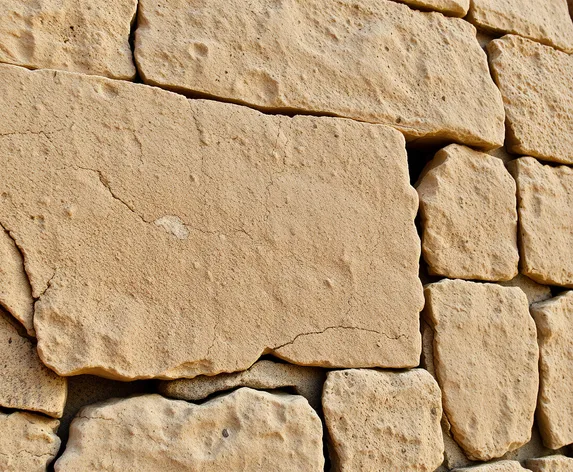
(488, 35, 573, 165)
(531, 292, 573, 450)
(323, 368, 444, 471)
(135, 0, 504, 149)
(510, 158, 573, 288)
(0, 411, 60, 472)
(0, 0, 137, 79)
(453, 461, 530, 471)
(424, 279, 538, 461)
(500, 274, 552, 306)
(0, 64, 423, 380)
(527, 456, 573, 471)
(396, 0, 469, 16)
(55, 389, 324, 471)
(417, 144, 518, 281)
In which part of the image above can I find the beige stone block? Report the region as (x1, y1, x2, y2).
(500, 274, 552, 306)
(417, 144, 518, 281)
(453, 461, 530, 471)
(0, 64, 423, 380)
(488, 35, 573, 165)
(323, 368, 444, 471)
(135, 0, 504, 149)
(527, 455, 573, 471)
(55, 389, 324, 471)
(424, 279, 539, 461)
(509, 157, 573, 288)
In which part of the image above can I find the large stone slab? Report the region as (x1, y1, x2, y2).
(0, 308, 66, 417)
(488, 35, 573, 165)
(55, 389, 324, 471)
(424, 279, 538, 461)
(0, 0, 137, 79)
(417, 144, 518, 281)
(531, 292, 573, 449)
(396, 0, 469, 16)
(527, 456, 573, 471)
(323, 368, 443, 471)
(0, 411, 60, 472)
(509, 158, 573, 288)
(0, 64, 423, 380)
(468, 0, 573, 53)
(453, 461, 530, 472)
(135, 0, 504, 149)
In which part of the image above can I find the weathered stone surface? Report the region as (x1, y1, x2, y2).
(0, 308, 66, 417)
(488, 36, 573, 165)
(0, 0, 137, 79)
(323, 368, 443, 471)
(0, 411, 60, 472)
(527, 456, 573, 471)
(135, 0, 504, 149)
(0, 225, 34, 334)
(0, 64, 423, 380)
(395, 0, 469, 16)
(55, 389, 324, 471)
(417, 144, 518, 281)
(424, 279, 538, 461)
(159, 359, 325, 410)
(531, 292, 573, 449)
(453, 461, 529, 471)
(487, 146, 516, 165)
(468, 0, 573, 53)
(509, 158, 573, 288)
(500, 274, 552, 306)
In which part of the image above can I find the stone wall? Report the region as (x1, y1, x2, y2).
(0, 1, 572, 471)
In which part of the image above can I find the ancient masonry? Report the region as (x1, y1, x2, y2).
(1, 1, 573, 471)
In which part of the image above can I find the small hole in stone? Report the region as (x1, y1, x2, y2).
(222, 428, 229, 438)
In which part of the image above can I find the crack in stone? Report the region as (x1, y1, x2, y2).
(0, 220, 37, 301)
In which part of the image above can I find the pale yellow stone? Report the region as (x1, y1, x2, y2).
(323, 368, 444, 472)
(424, 279, 538, 461)
(135, 0, 504, 149)
(531, 292, 573, 450)
(487, 147, 516, 165)
(527, 455, 573, 471)
(0, 64, 423, 380)
(395, 0, 469, 16)
(0, 0, 137, 79)
(159, 359, 325, 410)
(499, 274, 552, 306)
(0, 411, 60, 472)
(509, 158, 573, 288)
(417, 144, 518, 281)
(0, 308, 66, 418)
(468, 0, 573, 53)
(55, 389, 324, 471)
(453, 461, 530, 471)
(488, 36, 573, 165)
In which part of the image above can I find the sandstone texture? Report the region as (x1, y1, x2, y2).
(55, 389, 324, 471)
(0, 63, 423, 380)
(0, 411, 60, 472)
(396, 0, 469, 16)
(500, 274, 552, 306)
(0, 308, 66, 417)
(417, 144, 518, 281)
(424, 279, 538, 461)
(0, 0, 137, 79)
(527, 456, 573, 471)
(135, 0, 504, 149)
(531, 292, 573, 450)
(323, 368, 443, 471)
(510, 158, 573, 288)
(453, 461, 529, 471)
(468, 0, 573, 53)
(488, 35, 573, 164)
(159, 359, 325, 410)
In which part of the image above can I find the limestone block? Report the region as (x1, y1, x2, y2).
(322, 368, 444, 471)
(500, 274, 552, 306)
(0, 0, 136, 79)
(527, 456, 573, 471)
(395, 0, 469, 16)
(509, 157, 573, 288)
(55, 389, 324, 471)
(424, 279, 538, 461)
(531, 292, 573, 449)
(453, 461, 530, 471)
(0, 411, 60, 472)
(417, 144, 518, 281)
(0, 64, 423, 380)
(488, 35, 573, 165)
(135, 0, 505, 149)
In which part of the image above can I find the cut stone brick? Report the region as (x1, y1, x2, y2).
(500, 274, 552, 306)
(509, 157, 573, 288)
(531, 292, 573, 450)
(417, 144, 518, 281)
(395, 0, 469, 16)
(424, 279, 538, 461)
(0, 0, 137, 79)
(452, 461, 530, 471)
(527, 455, 573, 471)
(135, 0, 504, 149)
(0, 411, 60, 472)
(0, 63, 423, 380)
(488, 35, 573, 165)
(55, 389, 324, 471)
(323, 368, 444, 471)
